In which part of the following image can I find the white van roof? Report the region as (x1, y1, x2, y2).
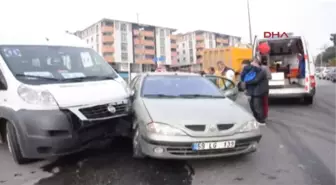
(0, 30, 89, 48)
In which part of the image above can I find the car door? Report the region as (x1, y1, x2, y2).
(204, 75, 239, 101)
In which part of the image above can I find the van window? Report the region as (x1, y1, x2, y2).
(0, 45, 118, 85)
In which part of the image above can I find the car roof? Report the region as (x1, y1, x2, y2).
(0, 30, 89, 48)
(143, 72, 201, 77)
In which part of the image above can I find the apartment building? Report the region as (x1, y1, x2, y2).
(74, 18, 177, 72)
(176, 30, 241, 65)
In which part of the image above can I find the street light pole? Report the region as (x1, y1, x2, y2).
(247, 0, 253, 44)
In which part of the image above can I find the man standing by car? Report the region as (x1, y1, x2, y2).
(240, 54, 268, 124)
(216, 61, 235, 88)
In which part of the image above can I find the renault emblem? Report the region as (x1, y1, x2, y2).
(107, 104, 116, 113)
(209, 125, 217, 132)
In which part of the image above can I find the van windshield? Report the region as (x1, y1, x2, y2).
(0, 45, 118, 85)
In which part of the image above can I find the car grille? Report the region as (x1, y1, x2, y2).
(79, 103, 127, 119)
(155, 138, 256, 156)
(217, 124, 234, 130)
(185, 125, 205, 131)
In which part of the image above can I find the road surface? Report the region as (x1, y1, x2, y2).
(0, 80, 335, 185)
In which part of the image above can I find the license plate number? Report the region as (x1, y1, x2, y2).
(192, 141, 236, 150)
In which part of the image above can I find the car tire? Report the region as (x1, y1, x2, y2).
(132, 127, 146, 159)
(303, 96, 313, 105)
(6, 122, 30, 164)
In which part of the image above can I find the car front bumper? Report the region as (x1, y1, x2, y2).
(139, 131, 262, 159)
(14, 109, 130, 159)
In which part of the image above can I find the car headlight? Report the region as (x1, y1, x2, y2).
(146, 122, 187, 136)
(238, 120, 259, 133)
(117, 77, 131, 95)
(17, 85, 58, 106)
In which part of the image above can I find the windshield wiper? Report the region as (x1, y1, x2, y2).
(62, 75, 116, 81)
(15, 74, 61, 81)
(177, 94, 225, 98)
(143, 94, 178, 98)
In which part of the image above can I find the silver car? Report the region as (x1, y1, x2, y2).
(130, 72, 262, 159)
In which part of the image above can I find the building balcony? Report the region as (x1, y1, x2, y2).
(144, 49, 155, 55)
(133, 30, 154, 37)
(143, 40, 155, 46)
(102, 26, 114, 32)
(196, 43, 205, 48)
(170, 35, 177, 40)
(196, 35, 204, 40)
(102, 36, 114, 42)
(216, 38, 229, 44)
(104, 56, 114, 63)
(102, 47, 114, 53)
(196, 50, 203, 56)
(143, 31, 154, 37)
(135, 59, 154, 64)
(171, 43, 177, 48)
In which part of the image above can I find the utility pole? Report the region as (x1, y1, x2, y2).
(330, 33, 336, 59)
(247, 0, 253, 44)
(137, 13, 144, 73)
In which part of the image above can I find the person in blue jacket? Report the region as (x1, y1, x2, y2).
(297, 53, 305, 78)
(239, 55, 268, 124)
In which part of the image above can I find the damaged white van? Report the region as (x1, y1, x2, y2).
(253, 34, 316, 104)
(0, 31, 131, 164)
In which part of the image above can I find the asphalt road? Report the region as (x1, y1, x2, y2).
(0, 80, 335, 185)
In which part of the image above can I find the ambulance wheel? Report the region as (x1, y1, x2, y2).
(303, 96, 313, 105)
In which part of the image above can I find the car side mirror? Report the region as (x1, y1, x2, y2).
(130, 90, 136, 101)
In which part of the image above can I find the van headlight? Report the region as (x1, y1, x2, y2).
(117, 77, 131, 95)
(146, 122, 187, 136)
(17, 85, 58, 106)
(238, 120, 259, 133)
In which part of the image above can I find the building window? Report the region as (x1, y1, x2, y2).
(120, 24, 127, 32)
(121, 33, 127, 43)
(160, 46, 165, 55)
(189, 41, 192, 48)
(189, 49, 193, 56)
(121, 43, 127, 51)
(209, 41, 213, 48)
(103, 32, 113, 36)
(121, 53, 128, 61)
(160, 29, 165, 37)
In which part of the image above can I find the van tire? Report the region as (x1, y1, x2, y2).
(6, 122, 30, 164)
(303, 96, 313, 105)
(132, 127, 146, 159)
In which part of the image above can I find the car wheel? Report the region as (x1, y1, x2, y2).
(303, 96, 313, 105)
(132, 127, 146, 159)
(6, 122, 30, 164)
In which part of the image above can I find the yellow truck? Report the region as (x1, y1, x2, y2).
(202, 47, 252, 74)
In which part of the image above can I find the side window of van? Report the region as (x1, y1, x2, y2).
(0, 69, 8, 90)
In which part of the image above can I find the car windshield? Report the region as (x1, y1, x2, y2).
(0, 45, 118, 85)
(141, 75, 224, 98)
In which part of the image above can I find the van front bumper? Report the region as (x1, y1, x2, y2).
(14, 109, 130, 159)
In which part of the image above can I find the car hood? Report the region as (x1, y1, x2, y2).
(142, 98, 254, 128)
(41, 79, 128, 107)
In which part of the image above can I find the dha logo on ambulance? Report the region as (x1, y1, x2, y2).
(264, 32, 291, 38)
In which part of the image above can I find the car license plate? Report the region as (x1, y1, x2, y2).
(192, 141, 236, 150)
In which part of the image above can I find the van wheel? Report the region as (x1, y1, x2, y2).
(303, 96, 313, 105)
(6, 122, 30, 164)
(132, 127, 145, 159)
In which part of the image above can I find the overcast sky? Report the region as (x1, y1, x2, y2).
(1, 0, 335, 55)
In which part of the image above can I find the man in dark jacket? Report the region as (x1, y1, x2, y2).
(240, 55, 268, 124)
